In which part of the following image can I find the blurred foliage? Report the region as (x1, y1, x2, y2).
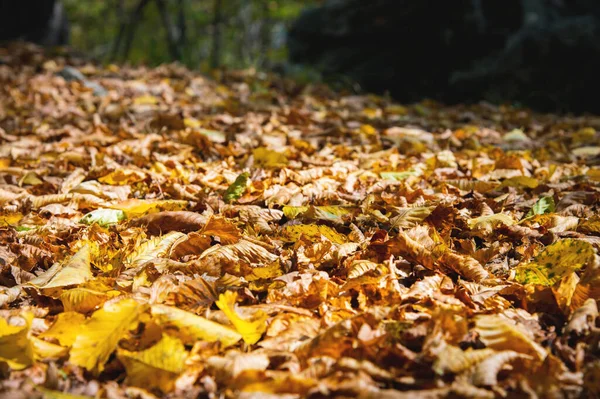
(63, 0, 317, 71)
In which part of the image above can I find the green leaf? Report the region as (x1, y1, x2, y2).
(80, 209, 126, 226)
(224, 172, 250, 203)
(526, 196, 555, 218)
(515, 239, 596, 286)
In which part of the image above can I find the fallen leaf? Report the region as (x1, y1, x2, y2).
(151, 304, 242, 347)
(118, 334, 188, 392)
(26, 244, 93, 289)
(215, 291, 267, 344)
(70, 298, 145, 372)
(224, 172, 250, 203)
(515, 239, 596, 286)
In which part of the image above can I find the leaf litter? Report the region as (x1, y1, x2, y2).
(0, 44, 600, 398)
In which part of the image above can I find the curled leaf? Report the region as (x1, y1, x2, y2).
(26, 244, 93, 289)
(215, 291, 267, 345)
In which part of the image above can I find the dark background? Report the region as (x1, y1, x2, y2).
(2, 0, 600, 114)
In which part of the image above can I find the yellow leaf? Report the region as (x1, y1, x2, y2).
(499, 176, 539, 189)
(252, 147, 288, 168)
(36, 387, 92, 399)
(587, 167, 600, 181)
(215, 291, 267, 345)
(474, 314, 546, 361)
(390, 206, 435, 229)
(283, 206, 355, 223)
(133, 94, 159, 105)
(579, 216, 600, 234)
(0, 212, 23, 227)
(446, 180, 499, 193)
(108, 199, 188, 218)
(359, 124, 377, 135)
(0, 312, 34, 370)
(40, 312, 86, 346)
(70, 298, 145, 373)
(280, 224, 348, 244)
(26, 244, 93, 289)
(98, 169, 146, 186)
(198, 239, 278, 268)
(515, 239, 596, 286)
(282, 206, 309, 219)
(151, 304, 241, 347)
(125, 231, 187, 268)
(361, 107, 381, 119)
(468, 213, 515, 234)
(385, 104, 408, 115)
(60, 287, 119, 313)
(552, 272, 580, 314)
(347, 260, 379, 279)
(31, 336, 68, 360)
(118, 334, 187, 393)
(246, 261, 283, 282)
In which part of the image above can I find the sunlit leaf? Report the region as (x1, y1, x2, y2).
(98, 169, 146, 185)
(224, 172, 250, 203)
(118, 334, 187, 393)
(60, 286, 118, 313)
(151, 304, 241, 347)
(515, 239, 596, 286)
(283, 205, 354, 222)
(253, 147, 288, 168)
(0, 312, 34, 370)
(125, 231, 187, 268)
(280, 224, 348, 244)
(36, 387, 92, 399)
(433, 344, 496, 375)
(0, 212, 23, 227)
(31, 336, 69, 360)
(200, 216, 241, 244)
(40, 312, 86, 346)
(390, 206, 435, 229)
(526, 196, 555, 218)
(26, 244, 93, 289)
(468, 213, 515, 234)
(215, 291, 267, 345)
(80, 208, 126, 226)
(70, 298, 145, 372)
(109, 199, 188, 218)
(380, 170, 420, 181)
(474, 314, 546, 360)
(499, 176, 539, 189)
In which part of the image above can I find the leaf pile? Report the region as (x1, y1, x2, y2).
(1, 44, 600, 398)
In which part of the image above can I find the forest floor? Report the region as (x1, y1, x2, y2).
(1, 44, 600, 399)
